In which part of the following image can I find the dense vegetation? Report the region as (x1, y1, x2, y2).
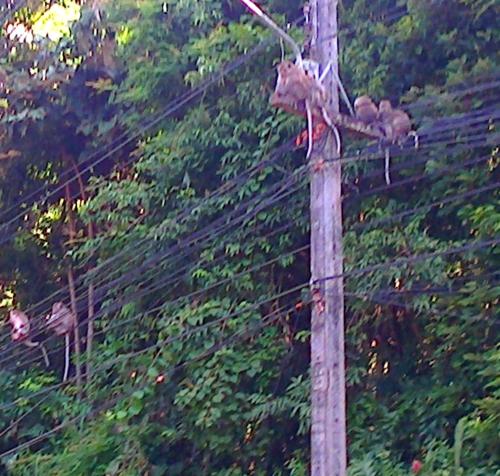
(0, 0, 498, 474)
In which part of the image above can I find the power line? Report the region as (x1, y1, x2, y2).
(0, 283, 309, 412)
(0, 95, 495, 267)
(2, 129, 492, 357)
(4, 225, 497, 389)
(2, 0, 496, 462)
(38, 162, 306, 316)
(0, 133, 494, 364)
(350, 181, 499, 232)
(2, 231, 497, 425)
(0, 176, 309, 366)
(1, 3, 494, 236)
(0, 131, 495, 363)
(0, 25, 283, 230)
(0, 146, 302, 353)
(0, 6, 496, 242)
(0, 0, 496, 376)
(0, 295, 308, 458)
(316, 238, 499, 285)
(348, 154, 494, 199)
(2, 237, 498, 453)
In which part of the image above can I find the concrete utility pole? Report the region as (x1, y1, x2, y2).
(308, 0, 347, 474)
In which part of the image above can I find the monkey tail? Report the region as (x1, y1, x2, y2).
(63, 334, 70, 382)
(385, 147, 391, 185)
(39, 343, 50, 368)
(321, 107, 342, 155)
(333, 125, 341, 155)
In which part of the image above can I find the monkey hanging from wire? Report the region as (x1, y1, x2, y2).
(240, 0, 354, 159)
(9, 309, 50, 367)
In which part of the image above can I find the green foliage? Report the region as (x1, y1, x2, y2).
(0, 0, 498, 474)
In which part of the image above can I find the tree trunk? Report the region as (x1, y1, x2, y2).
(68, 156, 96, 384)
(65, 183, 83, 392)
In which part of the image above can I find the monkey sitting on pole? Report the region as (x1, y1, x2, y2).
(240, 0, 355, 158)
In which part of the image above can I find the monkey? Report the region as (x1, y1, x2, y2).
(241, 0, 347, 158)
(377, 100, 419, 184)
(354, 95, 378, 125)
(271, 60, 341, 158)
(46, 302, 75, 336)
(9, 310, 31, 342)
(46, 302, 76, 382)
(274, 60, 312, 104)
(9, 310, 50, 367)
(378, 100, 413, 141)
(272, 59, 345, 158)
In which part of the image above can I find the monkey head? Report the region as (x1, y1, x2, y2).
(277, 60, 295, 77)
(378, 99, 393, 114)
(354, 95, 375, 109)
(354, 95, 378, 125)
(46, 302, 75, 336)
(9, 310, 30, 342)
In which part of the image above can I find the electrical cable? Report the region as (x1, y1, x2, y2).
(0, 294, 309, 458)
(8, 137, 300, 324)
(0, 94, 495, 274)
(0, 1, 472, 233)
(1, 0, 498, 460)
(0, 126, 494, 364)
(315, 238, 499, 286)
(0, 127, 496, 360)
(0, 175, 310, 366)
(0, 23, 285, 229)
(0, 283, 309, 412)
(6, 126, 494, 355)
(350, 181, 499, 232)
(0, 156, 300, 350)
(0, 0, 496, 384)
(2, 237, 498, 450)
